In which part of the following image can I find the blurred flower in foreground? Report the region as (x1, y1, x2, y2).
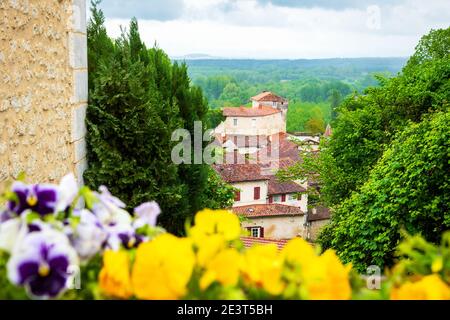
(68, 209, 107, 262)
(99, 249, 133, 299)
(7, 182, 58, 217)
(132, 234, 195, 299)
(242, 244, 285, 296)
(7, 229, 78, 299)
(200, 248, 242, 290)
(133, 201, 161, 229)
(390, 275, 450, 300)
(189, 209, 241, 243)
(301, 250, 352, 300)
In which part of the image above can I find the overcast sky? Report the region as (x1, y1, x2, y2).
(95, 0, 450, 59)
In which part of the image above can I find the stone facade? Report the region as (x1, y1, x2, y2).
(306, 219, 329, 242)
(217, 112, 285, 137)
(0, 0, 88, 190)
(242, 215, 306, 240)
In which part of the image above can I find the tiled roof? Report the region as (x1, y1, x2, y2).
(233, 204, 305, 217)
(213, 163, 270, 183)
(257, 133, 301, 163)
(240, 236, 289, 250)
(268, 176, 305, 195)
(307, 206, 331, 222)
(250, 91, 287, 103)
(223, 106, 280, 117)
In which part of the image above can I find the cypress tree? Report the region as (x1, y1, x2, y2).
(85, 3, 234, 234)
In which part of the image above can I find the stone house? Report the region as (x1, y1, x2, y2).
(213, 91, 311, 241)
(305, 206, 331, 242)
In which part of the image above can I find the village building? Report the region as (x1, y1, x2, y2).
(305, 206, 331, 241)
(288, 132, 321, 152)
(214, 91, 289, 156)
(212, 91, 329, 244)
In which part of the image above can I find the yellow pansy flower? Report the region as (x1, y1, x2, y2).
(281, 237, 317, 267)
(132, 234, 195, 300)
(302, 250, 352, 300)
(431, 256, 443, 273)
(189, 209, 241, 243)
(242, 244, 285, 296)
(200, 248, 242, 290)
(195, 234, 226, 267)
(99, 250, 133, 299)
(391, 274, 450, 300)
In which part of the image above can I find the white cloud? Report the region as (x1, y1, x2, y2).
(102, 0, 450, 58)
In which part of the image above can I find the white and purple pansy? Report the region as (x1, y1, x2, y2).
(7, 229, 78, 299)
(133, 201, 161, 229)
(6, 174, 78, 218)
(7, 181, 59, 217)
(91, 186, 131, 225)
(0, 209, 13, 223)
(0, 217, 21, 253)
(105, 222, 147, 251)
(68, 209, 108, 262)
(55, 173, 79, 213)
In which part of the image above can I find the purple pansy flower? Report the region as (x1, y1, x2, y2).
(118, 232, 145, 249)
(91, 186, 131, 225)
(55, 173, 78, 213)
(133, 201, 161, 229)
(68, 210, 107, 262)
(6, 174, 78, 218)
(8, 182, 58, 217)
(0, 209, 13, 223)
(105, 223, 147, 251)
(7, 229, 78, 299)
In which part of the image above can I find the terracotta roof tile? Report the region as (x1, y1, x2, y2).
(213, 163, 270, 183)
(250, 91, 287, 103)
(240, 236, 289, 250)
(268, 176, 306, 195)
(233, 204, 305, 217)
(307, 206, 331, 222)
(223, 106, 280, 117)
(257, 133, 301, 163)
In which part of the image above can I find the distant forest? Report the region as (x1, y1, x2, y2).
(178, 58, 408, 133)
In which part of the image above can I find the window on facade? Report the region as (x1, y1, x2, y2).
(250, 227, 263, 238)
(234, 190, 240, 202)
(281, 194, 286, 202)
(254, 187, 260, 200)
(268, 195, 273, 203)
(233, 118, 238, 126)
(273, 195, 281, 202)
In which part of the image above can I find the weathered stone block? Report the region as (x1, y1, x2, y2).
(74, 137, 86, 163)
(72, 70, 88, 103)
(69, 32, 87, 69)
(72, 0, 87, 33)
(75, 157, 88, 187)
(71, 103, 87, 142)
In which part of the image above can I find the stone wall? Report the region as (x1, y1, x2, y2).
(241, 215, 306, 240)
(0, 0, 87, 190)
(307, 219, 329, 242)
